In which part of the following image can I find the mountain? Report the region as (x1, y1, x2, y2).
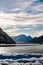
(29, 35, 43, 44)
(12, 34, 32, 44)
(0, 28, 16, 44)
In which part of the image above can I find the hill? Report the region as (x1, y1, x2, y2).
(12, 34, 32, 44)
(29, 35, 43, 44)
(0, 28, 16, 44)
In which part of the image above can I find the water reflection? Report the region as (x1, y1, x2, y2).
(0, 45, 43, 54)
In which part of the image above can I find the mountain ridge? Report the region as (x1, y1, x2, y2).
(12, 34, 32, 44)
(29, 35, 43, 44)
(12, 35, 43, 44)
(0, 28, 16, 44)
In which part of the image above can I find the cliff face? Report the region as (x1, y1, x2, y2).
(0, 28, 16, 44)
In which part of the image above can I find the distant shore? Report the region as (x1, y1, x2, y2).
(0, 44, 40, 47)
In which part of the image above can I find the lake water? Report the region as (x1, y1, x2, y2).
(0, 44, 43, 65)
(0, 44, 43, 53)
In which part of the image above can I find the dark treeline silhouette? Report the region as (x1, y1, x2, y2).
(29, 35, 43, 44)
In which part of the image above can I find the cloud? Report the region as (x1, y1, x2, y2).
(25, 0, 43, 14)
(0, 0, 43, 14)
(0, 11, 43, 36)
(0, 0, 43, 37)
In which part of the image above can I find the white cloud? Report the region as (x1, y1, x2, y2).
(35, 31, 43, 37)
(0, 0, 43, 37)
(0, 11, 43, 36)
(0, 12, 43, 26)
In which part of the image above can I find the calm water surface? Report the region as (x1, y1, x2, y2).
(0, 44, 43, 54)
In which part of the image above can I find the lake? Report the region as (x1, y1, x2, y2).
(0, 44, 43, 53)
(0, 44, 43, 65)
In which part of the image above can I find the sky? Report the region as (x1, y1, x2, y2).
(0, 0, 43, 37)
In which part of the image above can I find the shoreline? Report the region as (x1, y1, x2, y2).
(0, 44, 40, 47)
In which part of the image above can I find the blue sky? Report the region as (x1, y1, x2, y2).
(0, 0, 43, 37)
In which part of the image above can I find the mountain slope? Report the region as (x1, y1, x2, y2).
(0, 28, 16, 44)
(12, 34, 32, 44)
(29, 35, 43, 44)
